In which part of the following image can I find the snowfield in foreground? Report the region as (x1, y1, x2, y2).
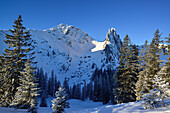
(0, 98, 170, 113)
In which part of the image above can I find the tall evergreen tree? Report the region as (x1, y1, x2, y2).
(102, 71, 110, 104)
(144, 29, 162, 93)
(40, 96, 47, 107)
(54, 75, 58, 93)
(93, 75, 99, 102)
(51, 70, 55, 97)
(0, 15, 36, 106)
(154, 34, 170, 106)
(10, 62, 38, 112)
(63, 77, 70, 99)
(163, 34, 170, 87)
(74, 83, 81, 99)
(36, 67, 45, 97)
(114, 39, 126, 103)
(115, 35, 138, 103)
(87, 81, 93, 100)
(0, 56, 5, 103)
(43, 73, 48, 98)
(136, 40, 150, 100)
(81, 81, 87, 101)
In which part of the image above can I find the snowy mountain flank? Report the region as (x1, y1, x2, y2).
(0, 24, 122, 85)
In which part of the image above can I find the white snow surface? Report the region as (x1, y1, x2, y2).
(0, 98, 169, 113)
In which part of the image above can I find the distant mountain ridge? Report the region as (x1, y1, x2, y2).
(0, 24, 122, 85)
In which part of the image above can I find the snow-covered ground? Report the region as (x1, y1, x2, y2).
(0, 98, 169, 113)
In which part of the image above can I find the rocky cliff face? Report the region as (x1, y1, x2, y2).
(0, 24, 122, 85)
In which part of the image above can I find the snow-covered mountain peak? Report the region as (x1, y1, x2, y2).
(0, 24, 122, 85)
(44, 23, 66, 31)
(43, 24, 94, 46)
(106, 27, 120, 44)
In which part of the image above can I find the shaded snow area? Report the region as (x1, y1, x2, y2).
(0, 98, 169, 113)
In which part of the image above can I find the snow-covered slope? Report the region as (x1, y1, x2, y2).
(0, 24, 122, 85)
(0, 98, 169, 113)
(65, 99, 170, 113)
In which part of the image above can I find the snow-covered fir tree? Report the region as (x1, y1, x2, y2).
(0, 15, 36, 107)
(10, 62, 38, 112)
(153, 74, 169, 107)
(52, 87, 70, 113)
(152, 34, 170, 107)
(142, 89, 161, 109)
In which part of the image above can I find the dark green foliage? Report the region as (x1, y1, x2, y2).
(86, 67, 115, 104)
(47, 70, 60, 97)
(87, 81, 93, 100)
(164, 34, 170, 89)
(0, 15, 36, 107)
(115, 35, 139, 103)
(136, 40, 149, 100)
(10, 62, 38, 110)
(144, 29, 162, 93)
(136, 29, 167, 103)
(0, 56, 5, 104)
(81, 81, 87, 101)
(40, 97, 47, 107)
(63, 77, 70, 99)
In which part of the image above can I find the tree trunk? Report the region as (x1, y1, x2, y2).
(162, 97, 165, 107)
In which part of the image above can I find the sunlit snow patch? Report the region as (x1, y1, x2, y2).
(91, 40, 110, 52)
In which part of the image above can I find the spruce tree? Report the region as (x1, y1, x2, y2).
(163, 33, 170, 87)
(75, 84, 81, 99)
(52, 87, 69, 113)
(54, 75, 58, 93)
(93, 75, 99, 102)
(0, 15, 36, 106)
(102, 71, 110, 104)
(40, 97, 47, 107)
(145, 29, 162, 93)
(88, 81, 93, 100)
(154, 34, 170, 106)
(63, 77, 70, 99)
(43, 73, 48, 98)
(0, 56, 5, 103)
(81, 81, 87, 101)
(114, 39, 125, 103)
(10, 62, 38, 112)
(136, 40, 150, 100)
(51, 70, 55, 97)
(115, 35, 138, 103)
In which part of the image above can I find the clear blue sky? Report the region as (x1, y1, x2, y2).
(0, 0, 170, 45)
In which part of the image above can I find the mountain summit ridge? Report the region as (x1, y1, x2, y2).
(0, 24, 122, 85)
